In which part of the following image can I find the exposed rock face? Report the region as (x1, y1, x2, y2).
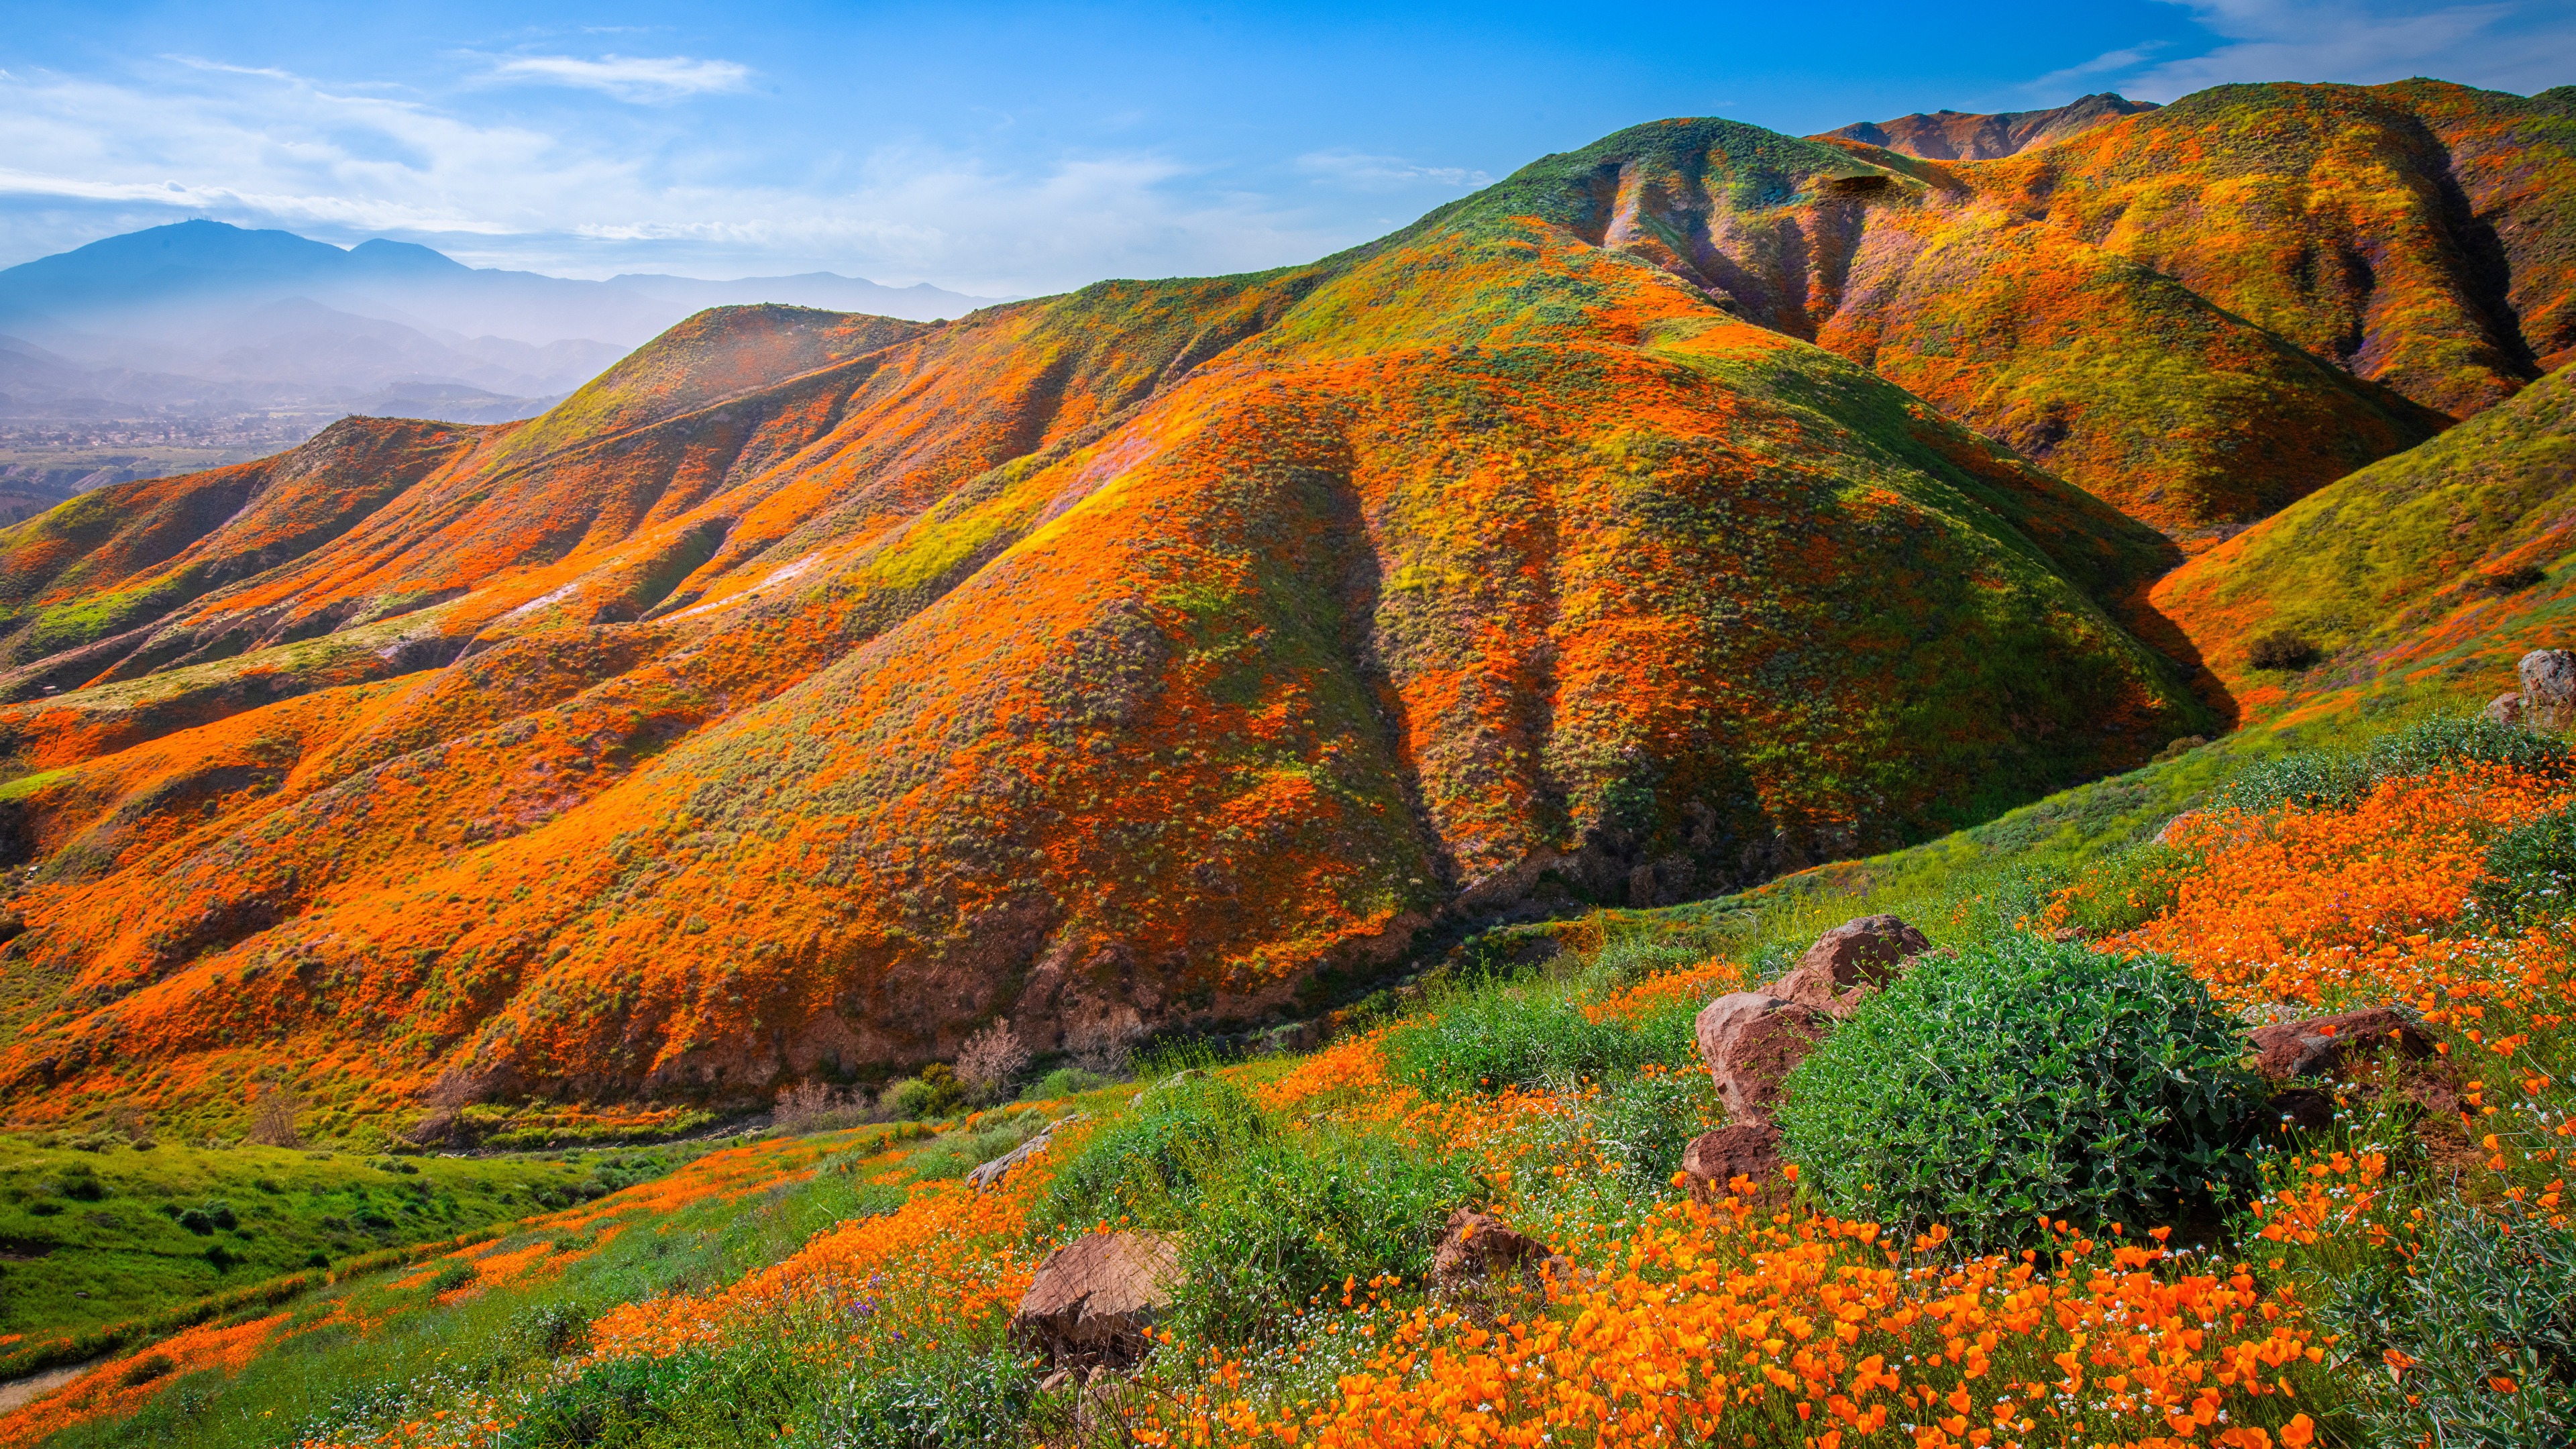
(2520, 649, 2576, 729)
(1009, 1230, 1181, 1373)
(1695, 992, 1831, 1124)
(2249, 1008, 2434, 1081)
(1679, 1124, 1786, 1205)
(1766, 914, 1931, 1017)
(2487, 692, 2527, 725)
(1430, 1208, 1569, 1300)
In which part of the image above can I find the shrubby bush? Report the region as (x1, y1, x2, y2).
(2214, 714, 2572, 816)
(1027, 1065, 1108, 1100)
(2043, 841, 2196, 938)
(881, 1063, 965, 1121)
(1586, 1067, 1721, 1195)
(2469, 802, 2576, 932)
(1038, 1075, 1476, 1343)
(1777, 932, 2263, 1245)
(2311, 1199, 2576, 1446)
(1381, 974, 1699, 1098)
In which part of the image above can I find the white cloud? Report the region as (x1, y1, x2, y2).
(1295, 150, 1493, 192)
(0, 58, 1348, 297)
(2043, 1, 2576, 102)
(481, 53, 753, 103)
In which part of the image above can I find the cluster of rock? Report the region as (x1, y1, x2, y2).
(2484, 648, 2576, 729)
(1680, 915, 1932, 1203)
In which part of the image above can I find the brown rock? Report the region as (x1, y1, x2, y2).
(1679, 1124, 1786, 1205)
(1767, 914, 1930, 1016)
(2520, 649, 2576, 730)
(1010, 1230, 1181, 1372)
(1430, 1208, 1568, 1299)
(2486, 692, 2526, 726)
(1694, 991, 1830, 1124)
(2249, 1008, 2434, 1081)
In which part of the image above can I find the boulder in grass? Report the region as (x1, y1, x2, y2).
(1766, 914, 1931, 1016)
(1678, 1124, 1787, 1206)
(2248, 1008, 2434, 1081)
(966, 1112, 1085, 1193)
(1010, 1230, 1181, 1373)
(1430, 1208, 1569, 1301)
(2486, 692, 2526, 727)
(1694, 992, 1830, 1124)
(2520, 649, 2576, 730)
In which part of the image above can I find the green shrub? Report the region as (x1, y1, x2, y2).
(2311, 1199, 2576, 1446)
(2216, 714, 2573, 815)
(1040, 1076, 1265, 1228)
(2046, 841, 2195, 938)
(883, 1064, 965, 1120)
(2470, 803, 2576, 932)
(1382, 975, 1697, 1098)
(786, 1338, 1034, 1448)
(1037, 1075, 1477, 1343)
(1028, 1066, 1107, 1100)
(502, 1342, 822, 1448)
(426, 1259, 478, 1294)
(1776, 932, 2263, 1245)
(1172, 1122, 1477, 1342)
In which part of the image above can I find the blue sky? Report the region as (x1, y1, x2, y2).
(2, 1, 2569, 296)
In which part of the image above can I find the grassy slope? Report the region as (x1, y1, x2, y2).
(2153, 361, 2576, 722)
(0, 1139, 687, 1342)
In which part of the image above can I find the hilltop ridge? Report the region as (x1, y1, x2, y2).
(1819, 91, 2160, 159)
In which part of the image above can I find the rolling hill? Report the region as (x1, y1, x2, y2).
(0, 78, 2567, 1134)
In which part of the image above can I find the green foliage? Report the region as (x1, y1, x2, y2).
(1585, 1069, 1723, 1195)
(783, 1339, 1034, 1448)
(2047, 841, 2197, 938)
(425, 1260, 476, 1295)
(2310, 1200, 2576, 1446)
(2470, 803, 2576, 933)
(502, 1346, 819, 1449)
(1777, 932, 2264, 1244)
(1039, 1076, 1265, 1227)
(2214, 714, 2573, 816)
(36, 1129, 910, 1449)
(1037, 1075, 1476, 1344)
(1381, 974, 1698, 1099)
(1027, 1067, 1108, 1100)
(1168, 1122, 1475, 1343)
(883, 1064, 965, 1121)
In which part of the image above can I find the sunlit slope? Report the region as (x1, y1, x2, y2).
(0, 121, 2208, 1123)
(1549, 82, 2574, 533)
(2153, 361, 2576, 726)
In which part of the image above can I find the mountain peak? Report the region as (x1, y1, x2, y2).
(1820, 92, 2159, 160)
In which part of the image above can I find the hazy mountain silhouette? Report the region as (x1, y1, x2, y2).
(0, 221, 1001, 425)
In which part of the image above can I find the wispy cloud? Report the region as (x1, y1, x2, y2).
(482, 53, 752, 103)
(2037, 1, 2576, 102)
(0, 58, 1343, 297)
(1295, 150, 1492, 192)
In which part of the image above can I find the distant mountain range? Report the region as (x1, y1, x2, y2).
(0, 221, 1002, 425)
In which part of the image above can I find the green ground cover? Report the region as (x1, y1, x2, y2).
(0, 1138, 688, 1342)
